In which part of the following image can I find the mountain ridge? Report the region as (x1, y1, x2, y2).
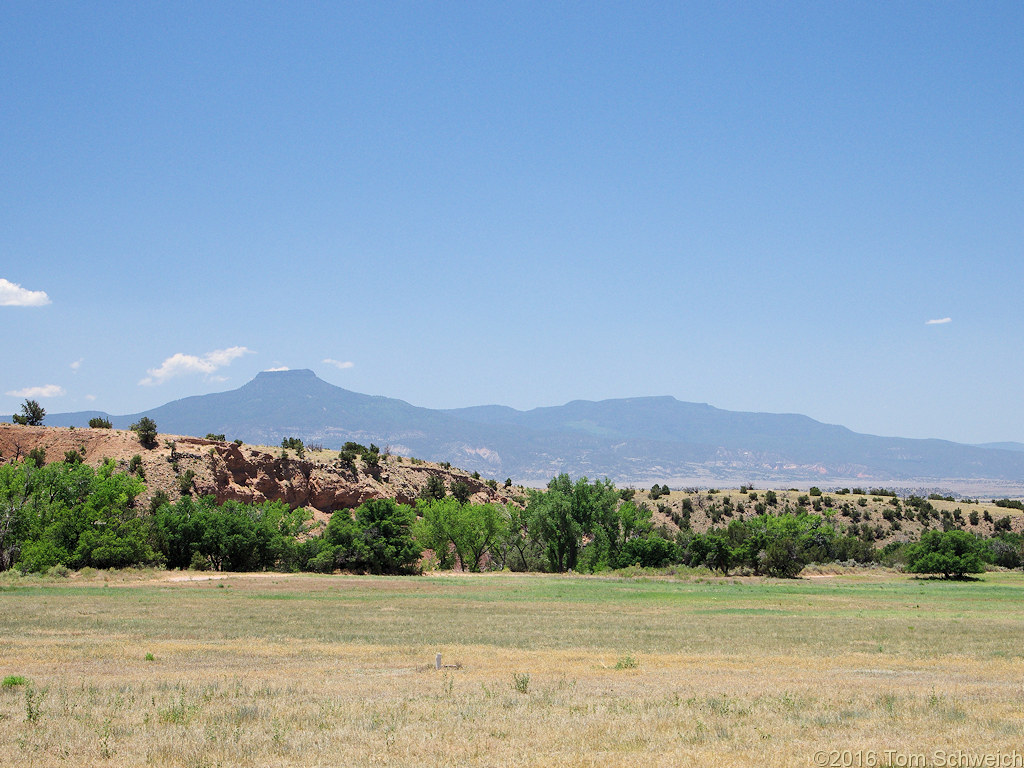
(39, 369, 1024, 491)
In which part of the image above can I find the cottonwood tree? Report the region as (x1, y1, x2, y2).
(414, 497, 508, 571)
(526, 474, 618, 572)
(905, 530, 985, 579)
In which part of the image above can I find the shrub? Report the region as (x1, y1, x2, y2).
(64, 449, 84, 465)
(128, 454, 145, 478)
(988, 535, 1023, 569)
(178, 470, 196, 495)
(649, 484, 670, 501)
(451, 480, 471, 505)
(189, 551, 210, 571)
(88, 417, 112, 429)
(420, 475, 447, 501)
(993, 498, 1024, 510)
(148, 490, 170, 514)
(205, 433, 226, 442)
(24, 682, 46, 722)
(281, 437, 304, 458)
(26, 447, 46, 466)
(2, 676, 27, 689)
(304, 543, 338, 573)
(512, 672, 530, 694)
(131, 417, 158, 448)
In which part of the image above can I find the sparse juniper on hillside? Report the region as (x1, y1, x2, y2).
(12, 399, 45, 426)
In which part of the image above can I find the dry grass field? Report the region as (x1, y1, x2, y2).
(2, 568, 1023, 767)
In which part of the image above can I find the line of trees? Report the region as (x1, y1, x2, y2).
(1, 458, 1020, 579)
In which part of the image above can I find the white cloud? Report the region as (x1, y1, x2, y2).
(208, 375, 228, 383)
(264, 366, 290, 372)
(6, 384, 66, 398)
(85, 394, 97, 401)
(926, 317, 952, 325)
(323, 358, 354, 370)
(0, 278, 51, 307)
(140, 346, 252, 385)
(70, 358, 84, 372)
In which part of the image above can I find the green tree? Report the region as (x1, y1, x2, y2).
(495, 504, 544, 572)
(419, 474, 447, 501)
(450, 480, 471, 505)
(527, 475, 618, 572)
(12, 400, 45, 426)
(280, 437, 305, 458)
(130, 417, 158, 449)
(0, 461, 34, 570)
(150, 496, 306, 572)
(345, 499, 421, 574)
(88, 417, 112, 429)
(414, 498, 509, 572)
(358, 499, 421, 574)
(697, 532, 735, 574)
(905, 530, 985, 579)
(584, 497, 658, 570)
(13, 459, 150, 572)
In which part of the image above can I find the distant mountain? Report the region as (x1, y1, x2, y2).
(976, 442, 1024, 453)
(44, 369, 1024, 489)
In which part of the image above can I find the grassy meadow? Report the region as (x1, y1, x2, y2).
(2, 568, 1023, 767)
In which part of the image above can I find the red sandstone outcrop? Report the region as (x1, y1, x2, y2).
(0, 424, 524, 515)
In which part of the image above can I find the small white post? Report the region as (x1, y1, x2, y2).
(435, 653, 442, 670)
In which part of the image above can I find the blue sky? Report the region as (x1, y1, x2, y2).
(2, 1, 1022, 444)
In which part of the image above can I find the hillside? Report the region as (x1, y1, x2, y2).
(4, 423, 1023, 550)
(629, 484, 1024, 546)
(41, 369, 1024, 492)
(0, 424, 524, 525)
